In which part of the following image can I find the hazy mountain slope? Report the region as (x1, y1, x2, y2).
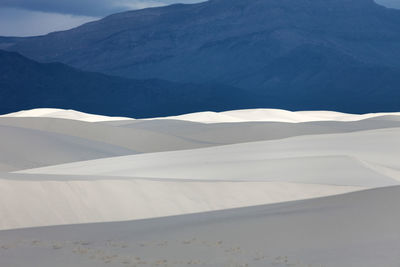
(7, 0, 400, 72)
(4, 0, 400, 113)
(0, 50, 262, 117)
(0, 37, 21, 49)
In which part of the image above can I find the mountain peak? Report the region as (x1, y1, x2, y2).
(3, 0, 400, 114)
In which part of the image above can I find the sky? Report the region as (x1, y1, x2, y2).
(0, 0, 399, 37)
(0, 0, 204, 37)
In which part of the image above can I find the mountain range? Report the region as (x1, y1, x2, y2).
(0, 50, 263, 117)
(2, 0, 400, 114)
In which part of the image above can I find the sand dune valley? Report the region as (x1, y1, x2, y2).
(0, 108, 399, 267)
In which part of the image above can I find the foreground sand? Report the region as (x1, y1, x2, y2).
(0, 108, 399, 266)
(1, 186, 400, 267)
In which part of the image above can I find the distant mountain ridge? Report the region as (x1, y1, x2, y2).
(2, 0, 400, 113)
(5, 0, 400, 74)
(0, 50, 265, 118)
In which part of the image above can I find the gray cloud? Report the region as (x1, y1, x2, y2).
(0, 0, 204, 37)
(0, 0, 204, 17)
(375, 0, 400, 9)
(2, 0, 396, 20)
(0, 8, 97, 37)
(3, 0, 397, 37)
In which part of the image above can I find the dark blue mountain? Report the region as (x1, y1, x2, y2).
(2, 0, 400, 113)
(0, 50, 266, 117)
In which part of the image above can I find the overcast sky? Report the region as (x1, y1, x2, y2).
(0, 0, 204, 37)
(0, 0, 399, 37)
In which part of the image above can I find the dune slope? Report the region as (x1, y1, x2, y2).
(0, 173, 362, 230)
(1, 186, 400, 267)
(1, 108, 399, 250)
(0, 125, 135, 172)
(20, 128, 400, 186)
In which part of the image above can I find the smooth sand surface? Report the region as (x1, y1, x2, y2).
(1, 186, 400, 267)
(1, 112, 400, 168)
(0, 117, 213, 156)
(20, 128, 400, 187)
(115, 117, 400, 145)
(148, 108, 400, 123)
(6, 126, 398, 230)
(2, 108, 400, 123)
(0, 108, 133, 122)
(1, 108, 400, 266)
(0, 125, 135, 172)
(0, 173, 362, 230)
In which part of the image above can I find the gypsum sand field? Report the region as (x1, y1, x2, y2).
(0, 108, 399, 266)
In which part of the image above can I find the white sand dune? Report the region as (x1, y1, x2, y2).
(0, 124, 135, 172)
(4, 126, 397, 230)
(1, 108, 400, 161)
(20, 128, 400, 186)
(0, 108, 133, 122)
(1, 108, 400, 267)
(2, 108, 400, 123)
(0, 117, 213, 156)
(1, 115, 399, 170)
(117, 117, 400, 145)
(0, 173, 362, 230)
(150, 108, 400, 123)
(1, 186, 400, 267)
